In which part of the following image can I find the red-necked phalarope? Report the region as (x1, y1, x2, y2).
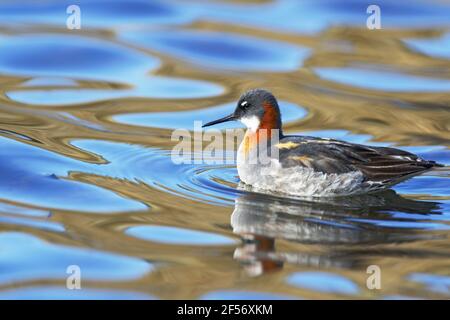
(203, 89, 443, 197)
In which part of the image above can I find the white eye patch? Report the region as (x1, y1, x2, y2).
(240, 101, 248, 107)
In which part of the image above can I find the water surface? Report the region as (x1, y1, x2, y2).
(0, 0, 449, 299)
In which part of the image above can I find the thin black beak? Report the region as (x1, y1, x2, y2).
(202, 114, 236, 128)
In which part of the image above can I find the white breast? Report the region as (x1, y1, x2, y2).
(240, 116, 260, 132)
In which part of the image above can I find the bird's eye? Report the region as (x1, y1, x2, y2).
(240, 101, 249, 109)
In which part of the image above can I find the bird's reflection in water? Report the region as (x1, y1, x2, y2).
(231, 184, 442, 277)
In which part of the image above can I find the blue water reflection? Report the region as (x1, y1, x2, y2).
(0, 202, 50, 218)
(0, 34, 158, 82)
(315, 67, 450, 91)
(122, 30, 310, 71)
(0, 286, 155, 300)
(71, 140, 240, 205)
(0, 0, 448, 34)
(8, 76, 223, 105)
(409, 273, 450, 295)
(287, 271, 359, 295)
(0, 137, 146, 212)
(0, 0, 191, 27)
(2, 34, 223, 105)
(0, 215, 65, 233)
(405, 33, 450, 59)
(0, 232, 152, 285)
(126, 225, 237, 246)
(183, 0, 450, 33)
(114, 101, 307, 130)
(201, 291, 297, 300)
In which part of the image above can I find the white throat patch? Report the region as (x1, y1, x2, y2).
(240, 116, 260, 132)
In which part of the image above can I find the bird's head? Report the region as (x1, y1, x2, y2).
(202, 89, 282, 133)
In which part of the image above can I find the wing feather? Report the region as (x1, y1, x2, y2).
(277, 136, 441, 184)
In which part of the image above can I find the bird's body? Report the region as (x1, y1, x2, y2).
(203, 89, 442, 197)
(237, 134, 438, 196)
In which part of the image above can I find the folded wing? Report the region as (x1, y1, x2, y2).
(278, 136, 441, 185)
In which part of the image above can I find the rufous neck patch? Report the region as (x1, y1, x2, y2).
(260, 101, 280, 131)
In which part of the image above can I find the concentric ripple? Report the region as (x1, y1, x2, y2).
(71, 140, 240, 206)
(0, 136, 146, 212)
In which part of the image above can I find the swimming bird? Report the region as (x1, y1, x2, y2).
(202, 89, 443, 197)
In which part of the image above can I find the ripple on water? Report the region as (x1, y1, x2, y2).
(22, 77, 79, 87)
(310, 0, 450, 29)
(0, 286, 155, 300)
(121, 30, 310, 72)
(315, 67, 450, 91)
(0, 232, 152, 284)
(2, 34, 223, 105)
(179, 0, 450, 34)
(114, 101, 307, 130)
(0, 202, 50, 218)
(200, 291, 297, 300)
(125, 225, 237, 246)
(344, 199, 450, 233)
(286, 271, 359, 295)
(72, 140, 239, 206)
(394, 176, 450, 198)
(405, 33, 450, 59)
(2, 0, 446, 34)
(7, 76, 224, 106)
(0, 34, 158, 82)
(408, 273, 450, 295)
(0, 0, 191, 27)
(0, 215, 65, 233)
(0, 137, 146, 212)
